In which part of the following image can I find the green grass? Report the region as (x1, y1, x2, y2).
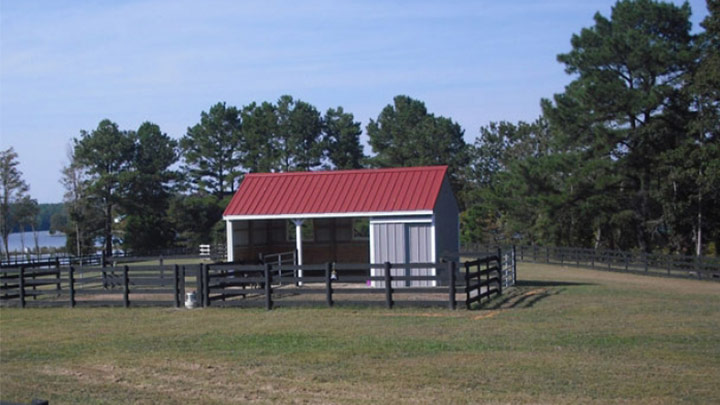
(1, 263, 719, 404)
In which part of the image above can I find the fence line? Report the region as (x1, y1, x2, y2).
(2, 254, 517, 310)
(462, 244, 720, 281)
(1, 263, 186, 308)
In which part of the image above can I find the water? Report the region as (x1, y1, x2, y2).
(4, 230, 67, 252)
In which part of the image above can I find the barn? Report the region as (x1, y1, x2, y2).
(222, 165, 459, 286)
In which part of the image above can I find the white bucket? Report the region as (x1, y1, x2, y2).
(185, 291, 198, 309)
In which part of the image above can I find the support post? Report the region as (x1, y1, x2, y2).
(19, 266, 25, 308)
(293, 219, 304, 286)
(384, 262, 393, 309)
(325, 262, 333, 307)
(264, 263, 273, 310)
(123, 265, 129, 308)
(226, 220, 234, 262)
(69, 266, 76, 308)
(448, 261, 456, 310)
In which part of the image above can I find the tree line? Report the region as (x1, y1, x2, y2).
(1, 0, 717, 259)
(466, 0, 719, 255)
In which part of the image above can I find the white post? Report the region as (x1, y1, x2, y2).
(226, 220, 234, 262)
(293, 219, 304, 286)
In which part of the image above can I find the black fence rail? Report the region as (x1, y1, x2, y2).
(2, 252, 517, 310)
(462, 244, 720, 281)
(463, 254, 502, 309)
(199, 256, 515, 310)
(1, 264, 186, 308)
(1, 247, 200, 268)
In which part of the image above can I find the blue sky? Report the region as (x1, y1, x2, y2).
(0, 0, 710, 203)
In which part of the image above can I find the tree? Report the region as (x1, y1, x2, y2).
(541, 0, 695, 252)
(181, 102, 244, 197)
(367, 95, 469, 201)
(0, 147, 29, 260)
(122, 122, 178, 254)
(323, 106, 365, 169)
(73, 119, 135, 257)
(241, 101, 280, 173)
(13, 195, 39, 255)
(241, 96, 328, 173)
(60, 145, 103, 256)
(275, 95, 324, 171)
(168, 193, 224, 249)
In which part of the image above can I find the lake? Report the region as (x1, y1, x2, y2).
(4, 230, 67, 252)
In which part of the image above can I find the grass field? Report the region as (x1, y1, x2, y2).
(1, 263, 719, 404)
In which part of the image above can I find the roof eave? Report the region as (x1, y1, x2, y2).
(223, 210, 434, 221)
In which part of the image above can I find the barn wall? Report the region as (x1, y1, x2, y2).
(371, 218, 434, 287)
(433, 178, 459, 261)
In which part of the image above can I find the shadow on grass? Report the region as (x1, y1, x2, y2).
(480, 284, 573, 310)
(516, 280, 593, 287)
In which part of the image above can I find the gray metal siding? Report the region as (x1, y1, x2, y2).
(407, 223, 433, 287)
(372, 223, 406, 288)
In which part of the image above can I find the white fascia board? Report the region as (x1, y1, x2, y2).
(369, 216, 432, 224)
(223, 210, 433, 221)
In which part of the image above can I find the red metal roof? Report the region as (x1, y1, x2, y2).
(223, 166, 449, 217)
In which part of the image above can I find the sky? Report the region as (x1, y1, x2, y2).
(0, 0, 711, 203)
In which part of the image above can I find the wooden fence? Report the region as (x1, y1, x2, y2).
(2, 253, 517, 310)
(463, 254, 502, 309)
(462, 244, 720, 281)
(1, 263, 186, 308)
(0, 247, 199, 269)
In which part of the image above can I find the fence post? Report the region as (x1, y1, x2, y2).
(512, 245, 522, 285)
(55, 257, 61, 294)
(486, 257, 491, 304)
(591, 250, 595, 268)
(623, 253, 628, 271)
(264, 263, 273, 310)
(384, 262, 393, 309)
(325, 262, 334, 307)
(202, 264, 209, 307)
(644, 253, 649, 273)
(546, 247, 549, 263)
(465, 262, 471, 310)
(196, 264, 203, 305)
(69, 266, 76, 308)
(448, 261, 456, 310)
(123, 265, 130, 308)
(173, 264, 180, 308)
(19, 266, 25, 308)
(180, 265, 186, 305)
